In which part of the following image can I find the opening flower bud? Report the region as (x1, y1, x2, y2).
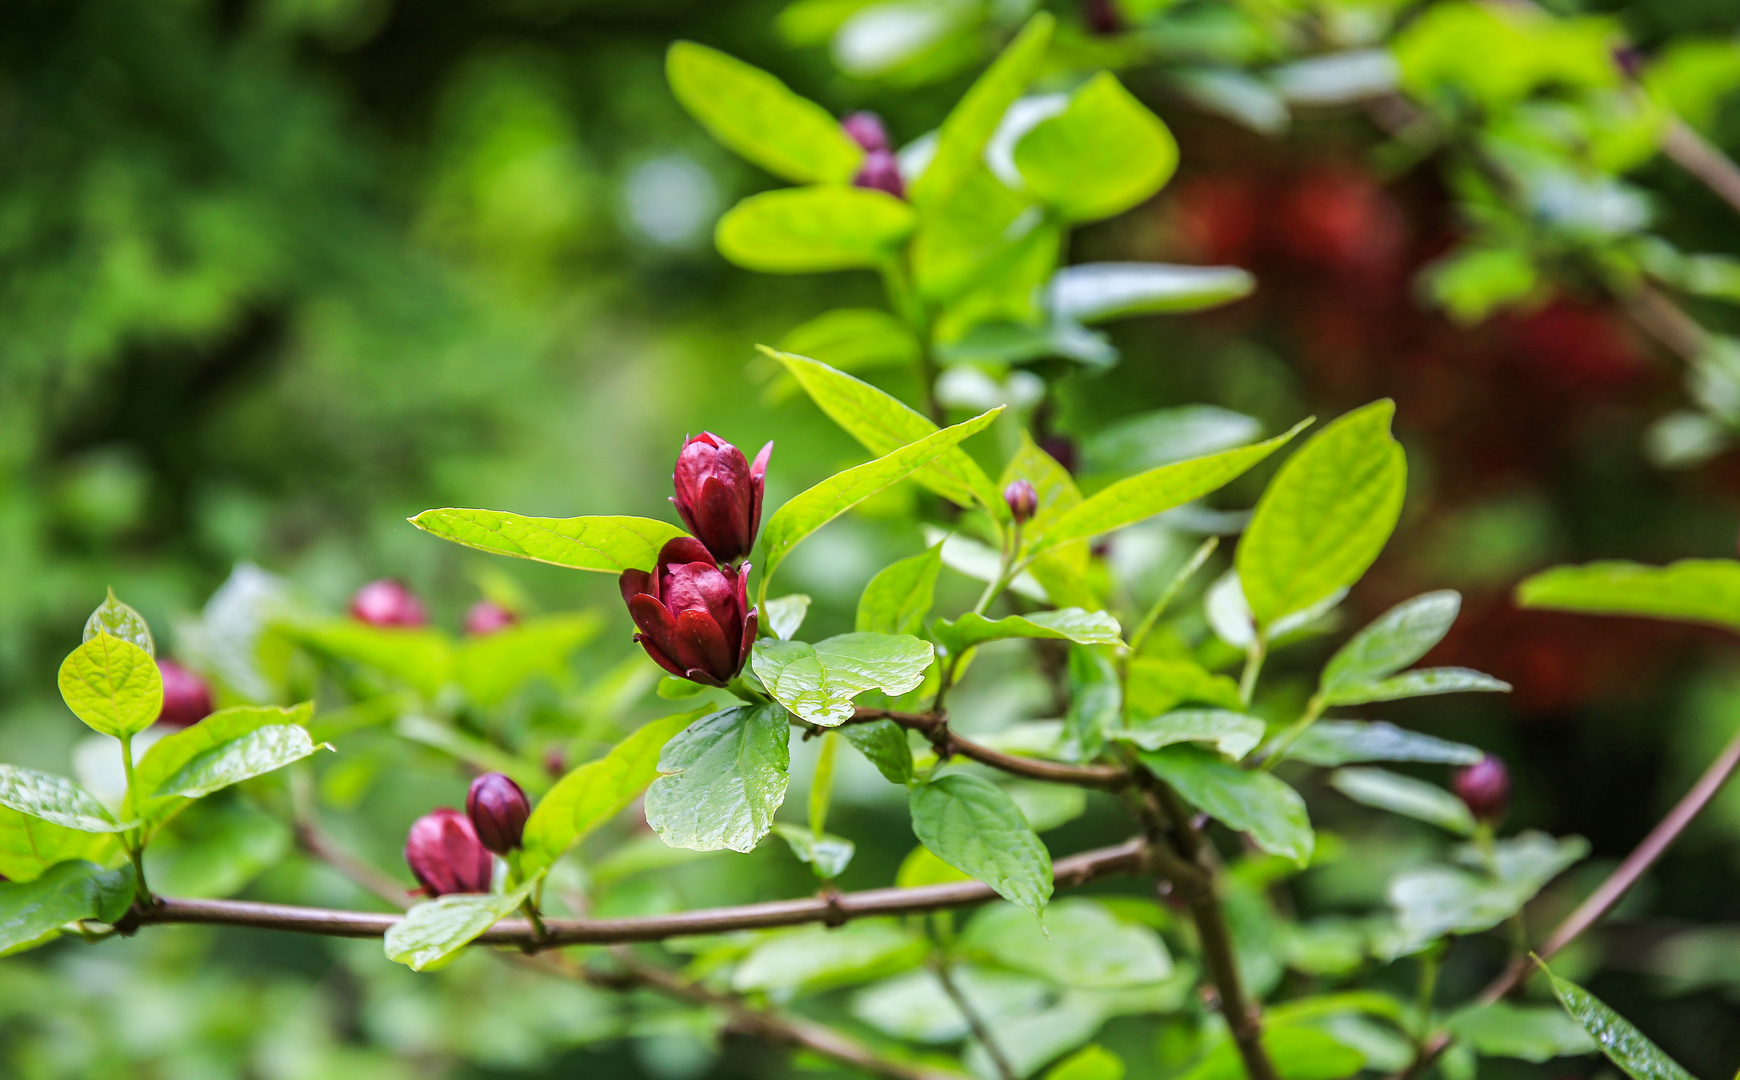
(466, 772, 530, 855)
(620, 537, 758, 687)
(404, 808, 493, 896)
(853, 149, 905, 199)
(464, 599, 518, 637)
(671, 432, 771, 565)
(1452, 755, 1511, 823)
(156, 659, 213, 729)
(350, 579, 428, 628)
(1004, 479, 1039, 525)
(841, 111, 889, 152)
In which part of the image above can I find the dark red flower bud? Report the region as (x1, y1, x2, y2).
(350, 579, 428, 628)
(671, 432, 771, 565)
(404, 808, 493, 896)
(464, 600, 518, 637)
(842, 111, 889, 152)
(466, 772, 530, 854)
(1082, 0, 1125, 35)
(1453, 755, 1511, 823)
(1039, 434, 1078, 475)
(1004, 479, 1039, 525)
(854, 149, 906, 199)
(156, 659, 213, 729)
(620, 537, 758, 687)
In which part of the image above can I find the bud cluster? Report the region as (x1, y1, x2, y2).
(844, 111, 905, 200)
(403, 772, 531, 896)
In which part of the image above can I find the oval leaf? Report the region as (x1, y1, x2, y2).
(1323, 667, 1510, 707)
(1111, 709, 1267, 761)
(1329, 767, 1474, 835)
(717, 186, 915, 273)
(384, 884, 532, 972)
(1048, 263, 1254, 323)
(1278, 721, 1483, 768)
(933, 608, 1123, 655)
(858, 544, 945, 636)
(135, 704, 316, 805)
(1321, 591, 1461, 697)
(58, 633, 163, 739)
(644, 703, 791, 853)
(1013, 72, 1179, 222)
(910, 773, 1053, 915)
(1517, 558, 1740, 632)
(0, 861, 137, 956)
(910, 13, 1054, 206)
(410, 509, 690, 574)
(840, 719, 915, 785)
(1141, 745, 1313, 863)
(753, 633, 935, 727)
(0, 766, 126, 834)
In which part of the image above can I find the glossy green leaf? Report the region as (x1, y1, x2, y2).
(666, 41, 863, 184)
(1237, 400, 1406, 628)
(732, 919, 926, 994)
(1542, 963, 1696, 1080)
(1446, 1001, 1597, 1062)
(83, 590, 153, 657)
(456, 612, 601, 707)
(759, 407, 1000, 585)
(1064, 645, 1120, 760)
(1045, 1046, 1125, 1080)
(770, 349, 1003, 512)
(1125, 658, 1242, 717)
(135, 704, 315, 805)
(910, 773, 1053, 914)
(0, 809, 115, 882)
(152, 725, 318, 803)
(1014, 72, 1178, 222)
(716, 186, 915, 273)
(0, 861, 136, 956)
(909, 13, 1054, 206)
(384, 883, 533, 972)
(57, 633, 163, 739)
(840, 719, 914, 784)
(932, 608, 1123, 656)
(963, 899, 1172, 988)
(1048, 263, 1254, 323)
(0, 766, 128, 833)
(1140, 745, 1314, 863)
(1034, 420, 1308, 553)
(1111, 709, 1267, 761)
(1330, 767, 1474, 834)
(1180, 1026, 1366, 1080)
(1278, 721, 1483, 768)
(857, 545, 944, 636)
(1517, 558, 1740, 632)
(773, 824, 855, 879)
(778, 308, 920, 378)
(1321, 591, 1461, 697)
(1323, 668, 1511, 706)
(763, 594, 812, 640)
(644, 703, 791, 853)
(753, 633, 934, 726)
(410, 509, 689, 574)
(524, 711, 702, 872)
(1081, 406, 1264, 476)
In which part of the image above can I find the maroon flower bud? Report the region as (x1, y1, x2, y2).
(1082, 0, 1125, 35)
(464, 599, 518, 637)
(466, 772, 530, 854)
(1004, 479, 1039, 525)
(842, 111, 890, 152)
(620, 537, 758, 687)
(671, 432, 771, 565)
(1453, 755, 1511, 823)
(156, 659, 213, 729)
(854, 149, 906, 199)
(1039, 434, 1078, 475)
(404, 808, 493, 896)
(350, 579, 428, 628)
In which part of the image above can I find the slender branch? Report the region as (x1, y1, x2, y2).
(1661, 118, 1740, 218)
(1626, 284, 1710, 362)
(126, 838, 1149, 947)
(1395, 721, 1740, 1078)
(850, 708, 1131, 790)
(932, 959, 1018, 1080)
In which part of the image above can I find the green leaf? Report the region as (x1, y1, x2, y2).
(1541, 963, 1696, 1080)
(1278, 721, 1483, 768)
(644, 703, 791, 853)
(134, 704, 319, 812)
(1013, 72, 1178, 222)
(759, 407, 1001, 586)
(753, 633, 935, 726)
(1321, 591, 1461, 697)
(152, 726, 318, 803)
(456, 612, 601, 707)
(57, 633, 163, 739)
(770, 349, 1003, 513)
(1446, 1001, 1597, 1062)
(716, 186, 915, 273)
(1081, 406, 1264, 476)
(763, 594, 812, 641)
(0, 809, 116, 882)
(0, 861, 136, 956)
(852, 966, 1049, 1044)
(1046, 1046, 1125, 1080)
(1048, 263, 1254, 324)
(1237, 400, 1406, 628)
(522, 711, 701, 873)
(910, 773, 1053, 915)
(384, 883, 533, 972)
(1006, 781, 1087, 832)
(1125, 657, 1242, 717)
(778, 308, 920, 378)
(857, 545, 944, 636)
(282, 620, 453, 698)
(963, 899, 1172, 988)
(1330, 767, 1474, 834)
(1001, 429, 1084, 546)
(732, 919, 926, 994)
(1384, 832, 1588, 954)
(1034, 420, 1308, 553)
(1323, 668, 1510, 707)
(409, 509, 689, 574)
(909, 13, 1054, 207)
(1517, 558, 1740, 632)
(932, 608, 1123, 655)
(0, 766, 127, 833)
(1111, 709, 1267, 761)
(773, 824, 856, 879)
(1140, 745, 1314, 863)
(83, 590, 153, 657)
(1064, 645, 1120, 760)
(840, 719, 914, 784)
(1181, 1026, 1366, 1080)
(665, 41, 863, 184)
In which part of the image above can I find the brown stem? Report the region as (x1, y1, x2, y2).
(932, 960, 1019, 1080)
(1662, 119, 1740, 219)
(1625, 284, 1709, 362)
(1396, 722, 1740, 1078)
(293, 821, 411, 910)
(850, 708, 1131, 790)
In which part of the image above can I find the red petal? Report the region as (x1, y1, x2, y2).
(739, 607, 758, 672)
(657, 536, 715, 570)
(674, 608, 734, 682)
(628, 593, 679, 645)
(619, 569, 653, 607)
(749, 441, 772, 541)
(634, 633, 687, 679)
(684, 668, 728, 688)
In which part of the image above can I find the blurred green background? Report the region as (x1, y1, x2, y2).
(4, 0, 1740, 1076)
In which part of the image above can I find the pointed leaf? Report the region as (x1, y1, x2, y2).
(152, 726, 319, 803)
(1111, 710, 1267, 761)
(933, 608, 1123, 655)
(753, 633, 935, 726)
(1445, 1002, 1596, 1062)
(1322, 591, 1461, 696)
(1048, 263, 1254, 323)
(135, 705, 315, 804)
(858, 545, 945, 636)
(1517, 558, 1740, 632)
(645, 703, 791, 853)
(0, 766, 127, 833)
(910, 13, 1054, 206)
(1278, 721, 1483, 768)
(1013, 72, 1178, 222)
(717, 186, 915, 273)
(0, 861, 136, 956)
(58, 633, 163, 739)
(1065, 645, 1120, 760)
(83, 590, 153, 657)
(1140, 745, 1314, 863)
(410, 509, 689, 574)
(1330, 767, 1474, 834)
(384, 884, 533, 971)
(910, 773, 1053, 914)
(841, 719, 915, 784)
(1541, 963, 1696, 1080)
(773, 824, 856, 879)
(1323, 667, 1510, 706)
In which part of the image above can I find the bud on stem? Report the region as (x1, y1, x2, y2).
(466, 772, 530, 855)
(1003, 479, 1039, 525)
(1453, 755, 1511, 824)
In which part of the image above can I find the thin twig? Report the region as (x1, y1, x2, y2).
(1661, 120, 1740, 218)
(849, 708, 1131, 790)
(933, 959, 1018, 1080)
